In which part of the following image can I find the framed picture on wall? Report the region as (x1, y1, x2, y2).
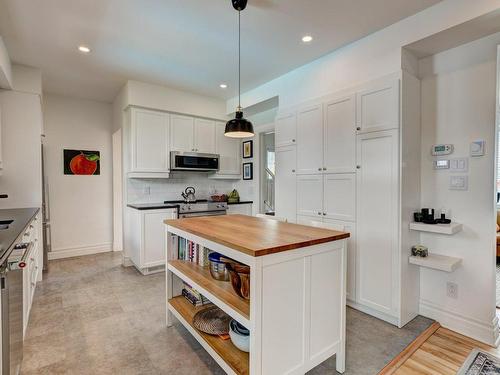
(63, 149, 100, 175)
(243, 162, 253, 180)
(242, 140, 253, 159)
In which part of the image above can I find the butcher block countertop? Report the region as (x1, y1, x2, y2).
(165, 214, 349, 257)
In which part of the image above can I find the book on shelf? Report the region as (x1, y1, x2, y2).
(182, 282, 211, 307)
(177, 237, 212, 267)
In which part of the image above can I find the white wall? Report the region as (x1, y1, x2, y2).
(43, 94, 113, 259)
(418, 33, 500, 345)
(125, 80, 227, 120)
(228, 0, 500, 112)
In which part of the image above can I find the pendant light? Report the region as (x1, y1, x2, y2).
(225, 0, 254, 138)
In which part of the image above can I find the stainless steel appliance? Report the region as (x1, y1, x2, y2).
(165, 200, 227, 218)
(170, 151, 219, 172)
(1, 243, 29, 375)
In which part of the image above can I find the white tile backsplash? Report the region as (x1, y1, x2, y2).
(127, 172, 239, 204)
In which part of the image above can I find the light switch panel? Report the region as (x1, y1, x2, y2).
(449, 175, 468, 191)
(470, 140, 485, 156)
(450, 158, 468, 173)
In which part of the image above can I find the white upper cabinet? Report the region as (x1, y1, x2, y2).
(297, 174, 323, 218)
(213, 121, 240, 176)
(170, 114, 195, 152)
(194, 118, 216, 153)
(275, 145, 297, 223)
(324, 94, 356, 173)
(356, 77, 400, 134)
(275, 110, 297, 148)
(323, 173, 356, 222)
(130, 108, 170, 173)
(297, 104, 323, 174)
(356, 129, 399, 317)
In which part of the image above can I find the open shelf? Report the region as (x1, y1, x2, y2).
(168, 260, 250, 324)
(409, 222, 462, 235)
(169, 296, 249, 375)
(409, 254, 462, 272)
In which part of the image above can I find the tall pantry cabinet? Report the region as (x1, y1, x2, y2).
(275, 72, 421, 328)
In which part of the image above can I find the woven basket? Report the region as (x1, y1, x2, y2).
(193, 306, 231, 335)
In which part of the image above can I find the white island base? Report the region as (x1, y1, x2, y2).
(165, 215, 348, 375)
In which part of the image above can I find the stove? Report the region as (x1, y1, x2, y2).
(164, 200, 228, 218)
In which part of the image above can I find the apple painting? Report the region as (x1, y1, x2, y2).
(63, 149, 100, 175)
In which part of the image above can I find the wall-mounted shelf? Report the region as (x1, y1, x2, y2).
(409, 254, 462, 272)
(409, 222, 462, 235)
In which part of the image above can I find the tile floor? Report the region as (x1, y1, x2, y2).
(21, 252, 433, 374)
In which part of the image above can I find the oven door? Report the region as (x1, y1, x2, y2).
(178, 210, 226, 219)
(171, 152, 219, 171)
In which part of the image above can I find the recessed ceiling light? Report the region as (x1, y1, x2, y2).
(302, 35, 313, 43)
(78, 45, 91, 53)
(220, 84, 228, 89)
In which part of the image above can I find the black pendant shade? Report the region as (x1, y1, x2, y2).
(225, 110, 254, 138)
(224, 0, 254, 138)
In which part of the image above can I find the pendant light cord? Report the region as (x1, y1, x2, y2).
(238, 10, 241, 109)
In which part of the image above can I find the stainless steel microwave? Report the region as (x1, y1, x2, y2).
(170, 151, 220, 172)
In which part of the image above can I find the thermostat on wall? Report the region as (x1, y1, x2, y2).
(431, 144, 454, 156)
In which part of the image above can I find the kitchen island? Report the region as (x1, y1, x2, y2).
(164, 214, 349, 375)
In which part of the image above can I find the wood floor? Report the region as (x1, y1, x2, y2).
(381, 324, 500, 375)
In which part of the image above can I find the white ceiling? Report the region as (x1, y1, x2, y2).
(0, 0, 442, 102)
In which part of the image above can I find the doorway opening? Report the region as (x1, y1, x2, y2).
(260, 131, 275, 215)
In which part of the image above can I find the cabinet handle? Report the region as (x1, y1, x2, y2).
(356, 127, 361, 131)
(292, 169, 295, 173)
(356, 165, 361, 169)
(317, 212, 321, 216)
(323, 212, 327, 216)
(323, 168, 327, 171)
(292, 139, 296, 143)
(318, 167, 322, 171)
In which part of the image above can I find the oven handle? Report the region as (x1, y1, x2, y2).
(178, 210, 227, 219)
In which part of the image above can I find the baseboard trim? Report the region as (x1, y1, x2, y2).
(419, 299, 499, 346)
(347, 300, 399, 326)
(378, 322, 441, 375)
(48, 243, 112, 260)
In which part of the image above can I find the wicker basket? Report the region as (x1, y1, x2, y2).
(193, 306, 231, 335)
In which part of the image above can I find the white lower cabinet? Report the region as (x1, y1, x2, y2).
(125, 208, 177, 274)
(356, 129, 399, 320)
(227, 203, 252, 216)
(23, 211, 42, 337)
(297, 216, 357, 302)
(275, 146, 297, 222)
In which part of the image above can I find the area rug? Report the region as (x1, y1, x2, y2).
(457, 349, 500, 375)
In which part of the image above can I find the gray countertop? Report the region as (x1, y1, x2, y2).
(0, 207, 40, 265)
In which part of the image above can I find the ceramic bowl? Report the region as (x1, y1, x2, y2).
(229, 320, 250, 352)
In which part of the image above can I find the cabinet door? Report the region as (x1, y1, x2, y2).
(356, 130, 399, 317)
(275, 146, 297, 223)
(323, 219, 356, 302)
(356, 78, 400, 134)
(170, 114, 194, 152)
(297, 104, 323, 174)
(323, 173, 356, 221)
(296, 174, 323, 218)
(143, 210, 176, 266)
(275, 111, 297, 148)
(131, 108, 169, 172)
(215, 122, 240, 175)
(324, 95, 356, 173)
(194, 118, 216, 153)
